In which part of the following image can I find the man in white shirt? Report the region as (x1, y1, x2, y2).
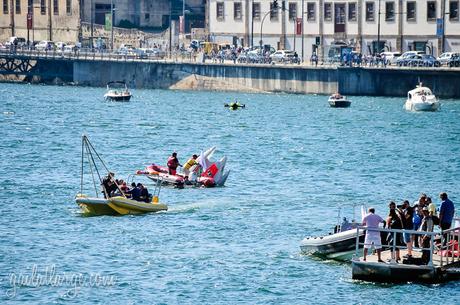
(362, 207, 385, 262)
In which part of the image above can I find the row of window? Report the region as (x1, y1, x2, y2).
(217, 1, 460, 22)
(3, 0, 72, 16)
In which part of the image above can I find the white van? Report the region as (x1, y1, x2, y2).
(380, 51, 401, 65)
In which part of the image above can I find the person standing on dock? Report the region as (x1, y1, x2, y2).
(362, 208, 385, 262)
(439, 192, 455, 230)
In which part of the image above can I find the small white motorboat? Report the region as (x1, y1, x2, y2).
(404, 83, 440, 111)
(300, 228, 364, 261)
(104, 81, 132, 101)
(300, 205, 365, 261)
(328, 93, 351, 108)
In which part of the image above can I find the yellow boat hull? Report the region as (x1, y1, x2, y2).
(75, 194, 167, 216)
(108, 196, 168, 215)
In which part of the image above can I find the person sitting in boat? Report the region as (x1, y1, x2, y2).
(126, 182, 141, 201)
(332, 92, 343, 100)
(183, 154, 198, 181)
(167, 152, 181, 175)
(340, 217, 352, 231)
(120, 180, 129, 194)
(138, 183, 150, 203)
(102, 172, 117, 198)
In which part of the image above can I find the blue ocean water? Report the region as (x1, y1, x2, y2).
(0, 83, 459, 304)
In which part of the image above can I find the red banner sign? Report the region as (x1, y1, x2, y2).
(27, 13, 33, 30)
(296, 18, 302, 35)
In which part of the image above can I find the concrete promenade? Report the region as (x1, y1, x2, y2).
(1, 51, 460, 98)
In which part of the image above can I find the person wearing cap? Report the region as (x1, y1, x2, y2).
(362, 207, 385, 262)
(183, 154, 198, 180)
(167, 152, 181, 175)
(439, 192, 455, 230)
(418, 207, 434, 264)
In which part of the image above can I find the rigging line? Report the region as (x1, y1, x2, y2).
(85, 137, 104, 187)
(85, 135, 112, 175)
(80, 135, 84, 195)
(84, 141, 100, 197)
(85, 136, 126, 198)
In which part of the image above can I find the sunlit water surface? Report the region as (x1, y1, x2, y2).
(0, 83, 459, 304)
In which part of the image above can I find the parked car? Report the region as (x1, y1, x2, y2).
(420, 54, 441, 67)
(395, 51, 424, 66)
(63, 44, 78, 54)
(35, 40, 55, 51)
(270, 50, 298, 63)
(55, 41, 67, 51)
(5, 36, 27, 48)
(380, 51, 401, 65)
(448, 54, 460, 67)
(437, 52, 458, 66)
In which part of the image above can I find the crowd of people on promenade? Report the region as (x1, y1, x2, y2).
(362, 192, 456, 264)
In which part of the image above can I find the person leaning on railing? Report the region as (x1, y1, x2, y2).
(418, 207, 434, 265)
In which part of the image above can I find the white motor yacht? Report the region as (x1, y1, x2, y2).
(404, 83, 440, 111)
(104, 81, 132, 101)
(328, 93, 351, 108)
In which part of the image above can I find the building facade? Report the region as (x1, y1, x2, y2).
(0, 0, 205, 46)
(208, 0, 460, 59)
(0, 0, 81, 43)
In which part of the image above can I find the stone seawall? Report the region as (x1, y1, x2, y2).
(73, 61, 338, 95)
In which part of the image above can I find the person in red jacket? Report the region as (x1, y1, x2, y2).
(167, 152, 181, 175)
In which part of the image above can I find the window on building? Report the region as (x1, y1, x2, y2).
(53, 0, 58, 15)
(450, 1, 459, 20)
(324, 3, 332, 21)
(253, 2, 260, 20)
(233, 2, 242, 20)
(426, 2, 436, 20)
(366, 2, 375, 21)
(270, 2, 278, 20)
(348, 3, 356, 21)
(15, 0, 20, 14)
(407, 2, 416, 21)
(307, 3, 315, 21)
(145, 13, 150, 21)
(385, 2, 395, 21)
(289, 2, 297, 20)
(216, 2, 224, 20)
(66, 0, 71, 15)
(40, 0, 46, 15)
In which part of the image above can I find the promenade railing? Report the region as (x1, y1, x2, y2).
(1, 47, 459, 69)
(353, 222, 460, 268)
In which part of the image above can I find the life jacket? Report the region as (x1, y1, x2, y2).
(183, 158, 197, 170)
(167, 156, 178, 169)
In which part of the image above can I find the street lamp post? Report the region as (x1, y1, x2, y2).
(251, 0, 254, 47)
(260, 2, 287, 50)
(111, 0, 114, 50)
(91, 0, 94, 50)
(377, 0, 381, 55)
(301, 0, 304, 61)
(169, 3, 172, 54)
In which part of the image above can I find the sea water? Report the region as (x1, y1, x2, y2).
(0, 83, 459, 304)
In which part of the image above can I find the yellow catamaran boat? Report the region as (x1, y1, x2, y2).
(76, 135, 168, 216)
